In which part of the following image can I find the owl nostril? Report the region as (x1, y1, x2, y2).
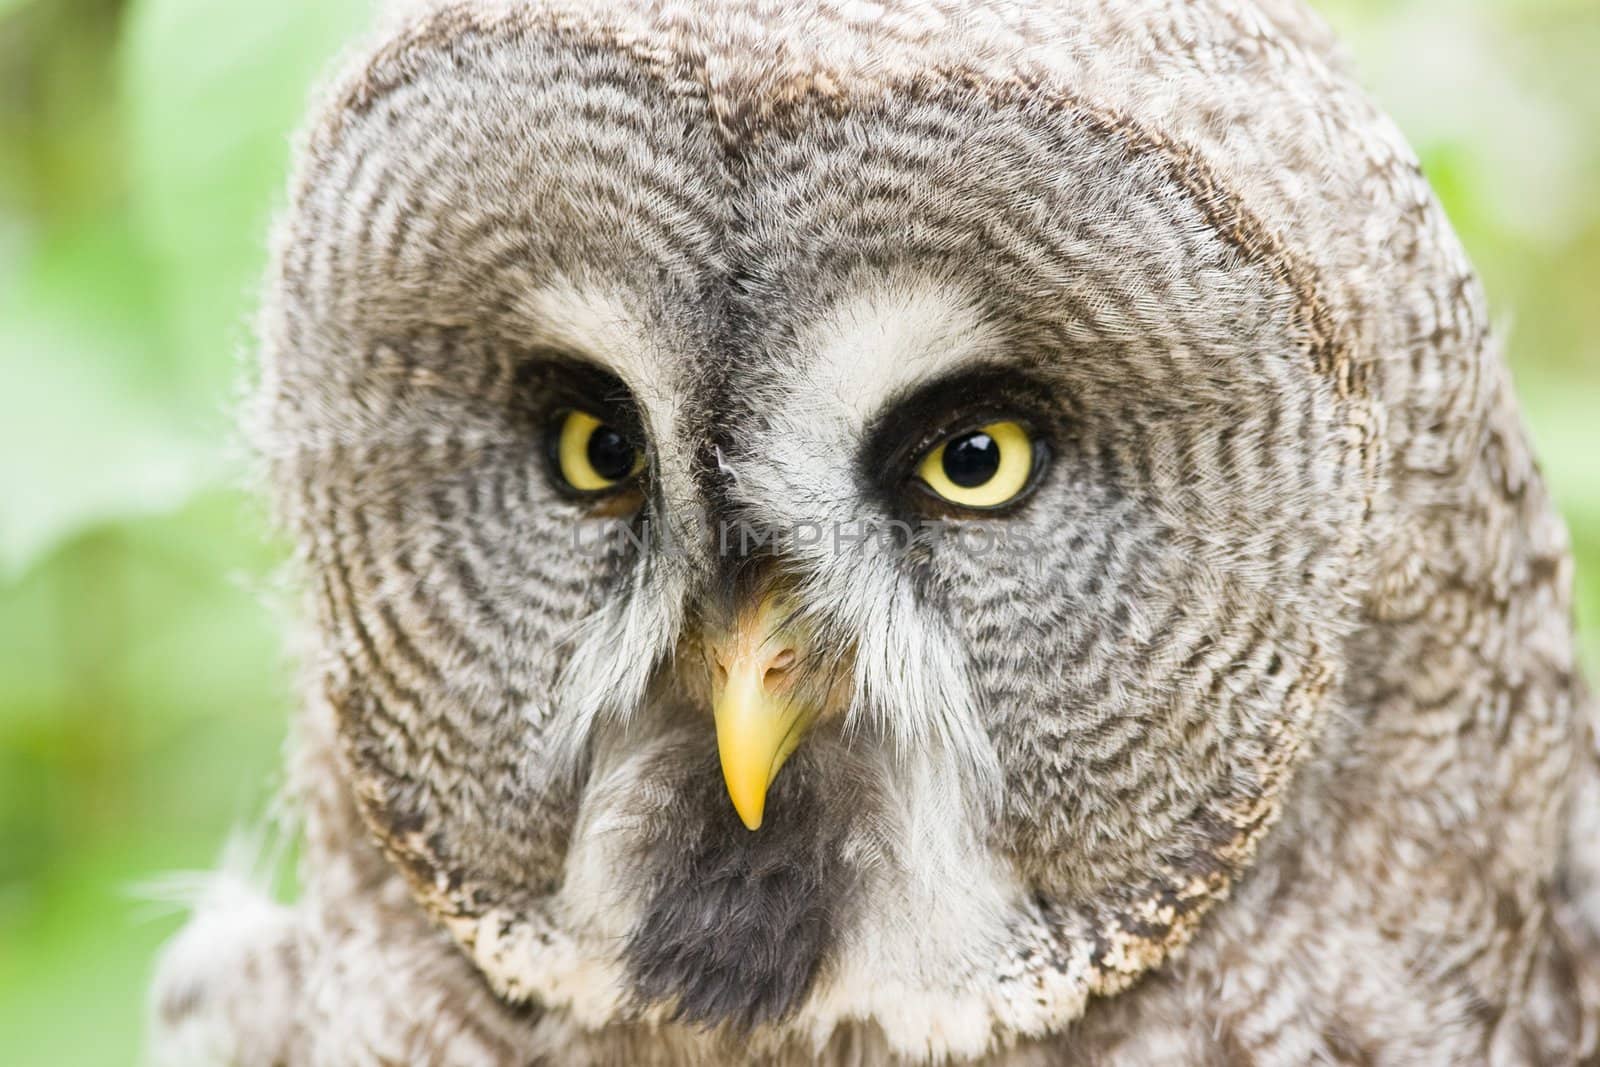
(762, 647, 797, 692)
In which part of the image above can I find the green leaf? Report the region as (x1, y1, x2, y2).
(119, 0, 373, 403)
(0, 219, 216, 576)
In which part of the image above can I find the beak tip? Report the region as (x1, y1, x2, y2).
(729, 789, 766, 831)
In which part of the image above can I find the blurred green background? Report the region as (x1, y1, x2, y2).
(0, 0, 1595, 1062)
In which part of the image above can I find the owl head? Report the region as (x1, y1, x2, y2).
(258, 0, 1503, 1058)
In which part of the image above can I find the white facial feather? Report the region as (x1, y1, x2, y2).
(793, 278, 1007, 427)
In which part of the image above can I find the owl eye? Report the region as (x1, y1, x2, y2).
(915, 420, 1036, 509)
(551, 410, 644, 492)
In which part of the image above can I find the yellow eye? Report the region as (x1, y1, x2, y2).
(552, 410, 644, 492)
(916, 420, 1036, 509)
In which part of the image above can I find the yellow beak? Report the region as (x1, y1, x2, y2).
(707, 594, 817, 831)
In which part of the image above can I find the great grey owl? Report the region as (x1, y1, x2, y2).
(149, 0, 1600, 1063)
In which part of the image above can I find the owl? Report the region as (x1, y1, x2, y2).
(150, 0, 1600, 1064)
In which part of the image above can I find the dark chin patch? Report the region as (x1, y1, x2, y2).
(621, 742, 859, 1031)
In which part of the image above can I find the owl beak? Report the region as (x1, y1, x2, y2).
(706, 594, 816, 831)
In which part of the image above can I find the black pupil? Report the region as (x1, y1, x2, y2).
(586, 424, 636, 481)
(942, 431, 1001, 488)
